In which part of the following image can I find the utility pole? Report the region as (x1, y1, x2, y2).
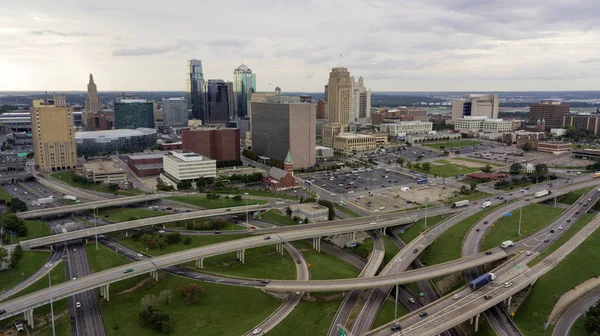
(93, 207, 98, 250)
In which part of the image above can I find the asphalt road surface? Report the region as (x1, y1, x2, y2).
(554, 287, 600, 336)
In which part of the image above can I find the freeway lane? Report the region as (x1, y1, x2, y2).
(553, 287, 600, 336)
(0, 217, 417, 320)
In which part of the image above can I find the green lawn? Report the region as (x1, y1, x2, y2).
(214, 188, 298, 200)
(195, 244, 296, 280)
(169, 195, 268, 209)
(529, 213, 596, 267)
(269, 300, 341, 336)
(398, 215, 450, 244)
(559, 186, 595, 205)
(335, 204, 361, 217)
(10, 263, 68, 316)
(293, 242, 360, 280)
(86, 242, 131, 272)
(0, 186, 13, 201)
(480, 204, 565, 251)
(441, 191, 491, 205)
(52, 171, 145, 196)
(0, 251, 51, 293)
(373, 299, 410, 328)
(115, 234, 249, 257)
(12, 220, 52, 243)
(423, 140, 483, 149)
(261, 209, 302, 226)
(101, 275, 281, 336)
(35, 313, 71, 336)
(424, 160, 483, 177)
(420, 203, 507, 266)
(513, 220, 600, 335)
(475, 321, 498, 336)
(452, 157, 503, 167)
(94, 207, 166, 223)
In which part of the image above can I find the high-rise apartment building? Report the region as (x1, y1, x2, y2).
(186, 59, 205, 121)
(451, 94, 499, 122)
(323, 67, 351, 147)
(162, 98, 188, 129)
(83, 74, 102, 130)
(30, 95, 77, 171)
(114, 99, 155, 129)
(530, 102, 570, 129)
(204, 80, 234, 124)
(233, 64, 256, 119)
(181, 127, 240, 161)
(251, 100, 316, 169)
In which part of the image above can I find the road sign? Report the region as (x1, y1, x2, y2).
(400, 229, 405, 234)
(511, 312, 515, 316)
(419, 292, 424, 297)
(307, 263, 312, 267)
(516, 265, 521, 269)
(338, 328, 347, 336)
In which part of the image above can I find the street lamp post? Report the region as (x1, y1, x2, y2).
(518, 204, 523, 236)
(394, 258, 401, 320)
(93, 207, 98, 250)
(49, 271, 56, 336)
(424, 197, 429, 229)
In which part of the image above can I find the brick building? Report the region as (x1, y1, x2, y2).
(529, 102, 570, 129)
(537, 141, 572, 154)
(181, 127, 240, 161)
(126, 153, 163, 177)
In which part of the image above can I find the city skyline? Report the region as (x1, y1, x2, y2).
(2, 0, 600, 92)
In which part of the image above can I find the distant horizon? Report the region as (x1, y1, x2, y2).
(2, 90, 600, 94)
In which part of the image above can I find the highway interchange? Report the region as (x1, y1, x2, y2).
(0, 170, 599, 336)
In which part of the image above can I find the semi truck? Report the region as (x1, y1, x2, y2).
(481, 201, 492, 208)
(470, 272, 496, 290)
(534, 190, 550, 198)
(501, 240, 515, 248)
(451, 200, 470, 208)
(64, 195, 77, 201)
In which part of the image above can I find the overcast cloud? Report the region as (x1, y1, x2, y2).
(1, 0, 599, 91)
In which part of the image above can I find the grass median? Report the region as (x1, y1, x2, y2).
(86, 242, 131, 272)
(169, 195, 268, 209)
(0, 251, 51, 293)
(292, 241, 360, 280)
(52, 171, 145, 196)
(559, 186, 595, 205)
(397, 214, 451, 244)
(266, 300, 341, 336)
(480, 203, 564, 251)
(115, 234, 249, 257)
(101, 274, 281, 336)
(94, 207, 166, 222)
(373, 299, 410, 328)
(514, 220, 600, 335)
(12, 220, 52, 243)
(261, 209, 301, 226)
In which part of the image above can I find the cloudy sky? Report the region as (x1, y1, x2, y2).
(1, 0, 599, 92)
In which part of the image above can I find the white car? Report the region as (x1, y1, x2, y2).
(370, 222, 377, 225)
(158, 230, 165, 233)
(503, 281, 513, 288)
(373, 210, 380, 213)
(45, 263, 53, 268)
(72, 277, 77, 280)
(137, 253, 143, 258)
(330, 193, 336, 196)
(408, 298, 415, 303)
(348, 191, 354, 194)
(76, 301, 82, 308)
(526, 251, 532, 256)
(452, 294, 461, 300)
(558, 226, 564, 230)
(252, 328, 262, 335)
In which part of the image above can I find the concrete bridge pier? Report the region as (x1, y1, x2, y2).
(151, 270, 159, 281)
(100, 284, 111, 301)
(474, 313, 481, 332)
(195, 258, 204, 269)
(505, 295, 512, 308)
(312, 237, 321, 252)
(24, 309, 34, 328)
(352, 232, 356, 241)
(275, 243, 285, 255)
(237, 249, 245, 264)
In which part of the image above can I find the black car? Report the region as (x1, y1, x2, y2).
(476, 229, 480, 232)
(0, 309, 5, 315)
(544, 238, 550, 243)
(214, 231, 221, 234)
(264, 236, 271, 240)
(296, 260, 301, 264)
(485, 251, 493, 255)
(419, 311, 428, 317)
(550, 229, 555, 233)
(391, 324, 402, 331)
(413, 248, 419, 253)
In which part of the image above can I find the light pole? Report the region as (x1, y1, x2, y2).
(93, 207, 98, 250)
(49, 271, 56, 336)
(394, 258, 401, 320)
(518, 204, 523, 236)
(244, 192, 249, 225)
(424, 197, 429, 229)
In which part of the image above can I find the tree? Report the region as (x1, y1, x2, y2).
(584, 301, 600, 334)
(0, 246, 8, 265)
(521, 141, 533, 151)
(285, 206, 292, 218)
(139, 306, 172, 333)
(455, 150, 460, 155)
(158, 290, 173, 304)
(196, 178, 206, 191)
(509, 162, 523, 173)
(396, 157, 405, 168)
(481, 164, 493, 174)
(7, 199, 27, 213)
(416, 154, 424, 161)
(177, 283, 206, 303)
(317, 200, 335, 220)
(176, 180, 192, 190)
(107, 183, 119, 192)
(183, 236, 192, 245)
(534, 163, 549, 176)
(421, 162, 432, 176)
(470, 182, 477, 192)
(232, 195, 242, 201)
(406, 161, 413, 169)
(460, 185, 468, 195)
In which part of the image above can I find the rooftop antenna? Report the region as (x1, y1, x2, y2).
(338, 53, 343, 67)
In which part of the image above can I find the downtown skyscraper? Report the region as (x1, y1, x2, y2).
(323, 67, 352, 147)
(186, 59, 205, 121)
(233, 64, 256, 119)
(204, 80, 234, 124)
(83, 74, 102, 129)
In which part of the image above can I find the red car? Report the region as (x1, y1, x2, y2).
(525, 198, 530, 201)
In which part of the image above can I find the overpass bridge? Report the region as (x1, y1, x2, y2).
(16, 194, 167, 219)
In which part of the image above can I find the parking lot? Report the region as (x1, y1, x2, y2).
(434, 141, 506, 155)
(301, 168, 415, 196)
(353, 146, 440, 164)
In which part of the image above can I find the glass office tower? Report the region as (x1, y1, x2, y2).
(186, 59, 205, 121)
(233, 64, 256, 119)
(204, 80, 233, 124)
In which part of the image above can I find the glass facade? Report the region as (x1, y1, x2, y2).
(204, 80, 233, 124)
(233, 64, 256, 119)
(114, 101, 155, 129)
(75, 128, 157, 155)
(187, 59, 205, 121)
(162, 98, 188, 128)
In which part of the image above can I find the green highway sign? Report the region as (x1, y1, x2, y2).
(516, 265, 521, 269)
(338, 328, 347, 336)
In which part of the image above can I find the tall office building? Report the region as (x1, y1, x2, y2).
(451, 94, 499, 122)
(204, 80, 234, 124)
(114, 99, 155, 129)
(30, 94, 77, 171)
(187, 59, 205, 121)
(323, 67, 351, 147)
(162, 98, 188, 129)
(348, 76, 371, 122)
(233, 64, 256, 119)
(530, 102, 570, 129)
(181, 127, 240, 161)
(83, 74, 102, 130)
(251, 99, 316, 169)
